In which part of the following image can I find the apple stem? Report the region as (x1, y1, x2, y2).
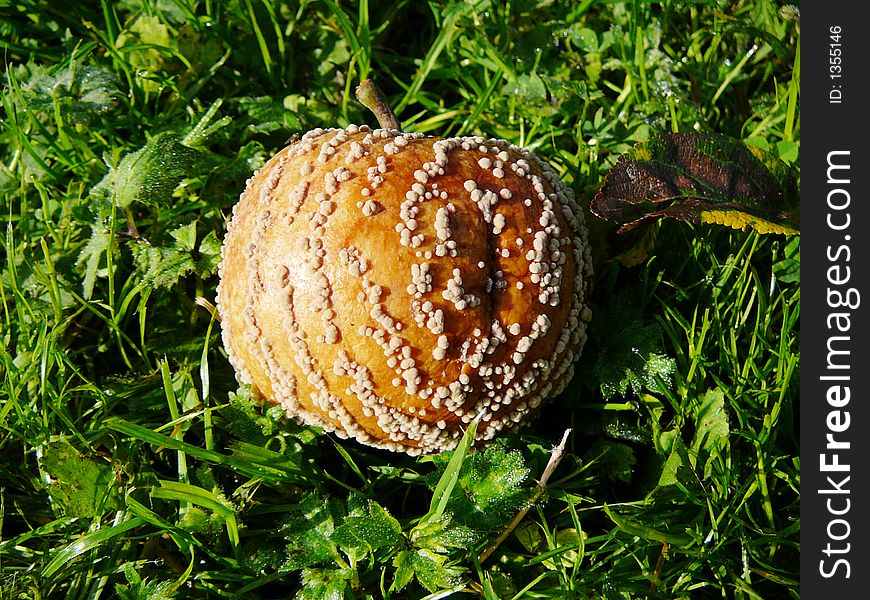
(355, 79, 400, 130)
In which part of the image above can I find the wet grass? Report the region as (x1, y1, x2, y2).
(1, 0, 799, 598)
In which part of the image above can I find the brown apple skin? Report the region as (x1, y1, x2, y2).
(217, 125, 592, 454)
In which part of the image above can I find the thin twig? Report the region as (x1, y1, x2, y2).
(195, 296, 221, 322)
(355, 79, 400, 130)
(649, 541, 669, 594)
(478, 428, 572, 564)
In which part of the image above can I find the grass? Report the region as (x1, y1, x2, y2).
(1, 0, 799, 598)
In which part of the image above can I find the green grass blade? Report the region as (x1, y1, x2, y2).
(42, 516, 147, 579)
(422, 415, 479, 524)
(105, 418, 306, 484)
